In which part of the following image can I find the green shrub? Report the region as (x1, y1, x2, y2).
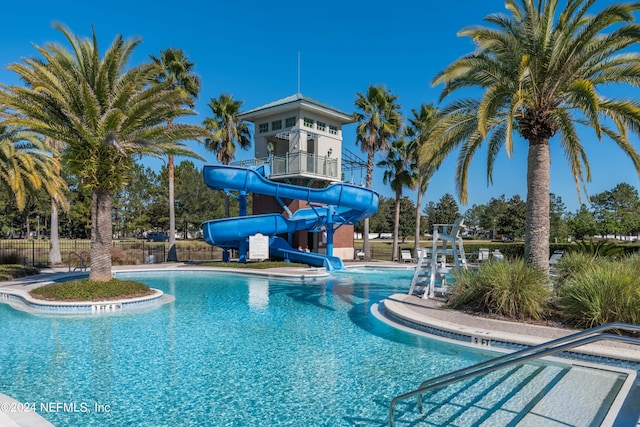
(448, 259, 551, 320)
(30, 279, 153, 301)
(560, 259, 640, 328)
(567, 240, 624, 259)
(0, 250, 24, 265)
(626, 252, 640, 269)
(553, 251, 605, 287)
(444, 267, 481, 308)
(0, 264, 39, 281)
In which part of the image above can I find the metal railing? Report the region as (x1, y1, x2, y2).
(270, 152, 339, 179)
(231, 152, 339, 180)
(389, 323, 640, 427)
(0, 240, 221, 267)
(68, 251, 89, 272)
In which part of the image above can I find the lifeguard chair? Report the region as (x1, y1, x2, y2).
(408, 217, 467, 299)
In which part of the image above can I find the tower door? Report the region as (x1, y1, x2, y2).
(306, 139, 315, 173)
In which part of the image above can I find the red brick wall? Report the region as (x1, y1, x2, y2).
(251, 192, 355, 251)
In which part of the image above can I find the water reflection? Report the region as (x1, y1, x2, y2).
(247, 277, 269, 310)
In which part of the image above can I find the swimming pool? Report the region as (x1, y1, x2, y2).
(0, 269, 563, 425)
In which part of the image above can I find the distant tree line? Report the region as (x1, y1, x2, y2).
(0, 160, 242, 240)
(356, 182, 640, 243)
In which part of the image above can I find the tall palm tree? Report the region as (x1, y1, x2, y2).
(150, 48, 201, 262)
(407, 104, 440, 256)
(45, 137, 68, 265)
(203, 93, 251, 217)
(354, 85, 402, 260)
(1, 24, 207, 281)
(377, 137, 416, 261)
(430, 0, 640, 274)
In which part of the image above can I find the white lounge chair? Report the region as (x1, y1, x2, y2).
(401, 250, 414, 263)
(549, 250, 564, 266)
(478, 248, 490, 262)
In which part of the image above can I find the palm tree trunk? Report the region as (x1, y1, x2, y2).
(362, 151, 375, 261)
(525, 140, 550, 275)
(167, 154, 177, 262)
(90, 188, 113, 281)
(49, 199, 61, 265)
(392, 192, 401, 261)
(414, 190, 423, 256)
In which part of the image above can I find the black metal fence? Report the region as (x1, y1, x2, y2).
(0, 239, 222, 267)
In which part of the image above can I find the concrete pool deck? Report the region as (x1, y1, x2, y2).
(379, 293, 640, 365)
(1, 262, 639, 426)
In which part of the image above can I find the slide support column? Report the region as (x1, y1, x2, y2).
(239, 191, 247, 217)
(238, 190, 248, 263)
(326, 206, 334, 257)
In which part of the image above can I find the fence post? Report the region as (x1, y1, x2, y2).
(31, 240, 35, 267)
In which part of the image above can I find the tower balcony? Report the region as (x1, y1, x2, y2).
(232, 151, 340, 182)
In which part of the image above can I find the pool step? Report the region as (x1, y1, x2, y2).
(395, 362, 627, 426)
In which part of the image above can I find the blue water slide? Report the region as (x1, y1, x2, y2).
(201, 165, 379, 270)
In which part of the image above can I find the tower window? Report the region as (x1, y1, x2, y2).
(285, 116, 296, 127)
(258, 123, 269, 133)
(303, 117, 314, 128)
(329, 125, 338, 135)
(271, 120, 282, 131)
(317, 121, 326, 132)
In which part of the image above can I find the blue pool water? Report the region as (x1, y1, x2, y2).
(0, 269, 495, 426)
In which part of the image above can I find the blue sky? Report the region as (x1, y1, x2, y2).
(1, 0, 639, 213)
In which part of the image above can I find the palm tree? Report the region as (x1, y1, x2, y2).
(0, 126, 66, 212)
(203, 93, 251, 217)
(377, 137, 416, 261)
(430, 0, 640, 274)
(45, 137, 68, 265)
(150, 48, 202, 262)
(407, 104, 440, 256)
(354, 85, 402, 260)
(1, 24, 207, 281)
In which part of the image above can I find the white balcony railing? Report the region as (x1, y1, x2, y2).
(232, 151, 339, 181)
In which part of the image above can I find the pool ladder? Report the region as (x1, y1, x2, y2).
(388, 322, 640, 427)
(68, 251, 90, 272)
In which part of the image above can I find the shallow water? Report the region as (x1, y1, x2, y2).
(0, 269, 494, 426)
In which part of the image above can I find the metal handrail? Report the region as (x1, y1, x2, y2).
(68, 250, 89, 272)
(389, 323, 640, 427)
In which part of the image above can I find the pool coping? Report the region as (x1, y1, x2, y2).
(0, 271, 173, 316)
(0, 394, 55, 427)
(377, 293, 640, 366)
(0, 264, 332, 317)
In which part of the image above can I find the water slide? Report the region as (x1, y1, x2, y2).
(201, 165, 379, 270)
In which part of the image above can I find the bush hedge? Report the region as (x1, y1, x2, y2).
(448, 259, 551, 320)
(559, 256, 640, 328)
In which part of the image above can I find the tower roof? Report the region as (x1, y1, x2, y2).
(238, 93, 354, 124)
